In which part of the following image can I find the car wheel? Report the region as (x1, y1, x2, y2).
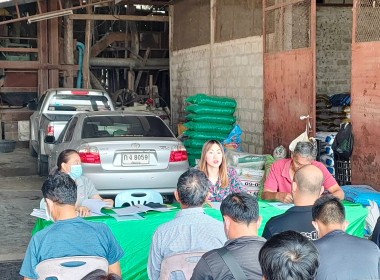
(29, 141, 37, 157)
(37, 154, 49, 176)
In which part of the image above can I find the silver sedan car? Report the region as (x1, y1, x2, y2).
(47, 111, 189, 195)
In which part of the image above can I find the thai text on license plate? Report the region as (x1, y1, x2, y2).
(122, 153, 149, 165)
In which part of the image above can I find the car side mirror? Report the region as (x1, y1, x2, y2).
(27, 99, 38, 111)
(44, 136, 55, 144)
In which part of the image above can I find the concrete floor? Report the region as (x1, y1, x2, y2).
(0, 147, 45, 278)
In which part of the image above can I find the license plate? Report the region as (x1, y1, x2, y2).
(122, 153, 149, 165)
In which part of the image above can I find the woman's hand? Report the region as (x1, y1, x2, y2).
(76, 206, 91, 217)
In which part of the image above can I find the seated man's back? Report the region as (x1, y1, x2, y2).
(147, 169, 226, 280)
(20, 172, 124, 280)
(262, 206, 318, 240)
(312, 195, 380, 280)
(21, 218, 123, 279)
(262, 165, 324, 240)
(191, 193, 265, 280)
(315, 230, 380, 280)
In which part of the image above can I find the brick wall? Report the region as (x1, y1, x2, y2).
(170, 36, 264, 154)
(316, 6, 352, 95)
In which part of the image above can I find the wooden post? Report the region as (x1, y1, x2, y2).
(37, 1, 48, 97)
(48, 0, 59, 88)
(128, 71, 134, 91)
(63, 0, 74, 88)
(82, 6, 92, 89)
(210, 0, 216, 96)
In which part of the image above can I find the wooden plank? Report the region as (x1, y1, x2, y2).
(0, 61, 39, 69)
(134, 48, 150, 92)
(0, 87, 38, 93)
(116, 0, 172, 5)
(90, 32, 130, 57)
(63, 0, 74, 87)
(37, 1, 48, 97)
(0, 48, 38, 53)
(69, 14, 169, 22)
(82, 6, 93, 89)
(351, 42, 380, 190)
(48, 0, 59, 89)
(263, 49, 314, 153)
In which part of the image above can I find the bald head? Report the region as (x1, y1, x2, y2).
(293, 165, 324, 196)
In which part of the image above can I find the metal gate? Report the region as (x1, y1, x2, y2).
(263, 0, 316, 154)
(351, 0, 380, 189)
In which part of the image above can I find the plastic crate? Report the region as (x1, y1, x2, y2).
(334, 158, 351, 186)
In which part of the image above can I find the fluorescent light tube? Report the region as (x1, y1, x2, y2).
(28, 10, 73, 23)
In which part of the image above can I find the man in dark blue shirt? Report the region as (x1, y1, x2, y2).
(262, 164, 324, 240)
(312, 195, 380, 280)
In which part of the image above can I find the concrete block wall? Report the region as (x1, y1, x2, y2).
(170, 36, 264, 154)
(170, 45, 211, 128)
(316, 6, 352, 95)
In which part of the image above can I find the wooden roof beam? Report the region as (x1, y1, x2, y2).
(69, 14, 169, 22)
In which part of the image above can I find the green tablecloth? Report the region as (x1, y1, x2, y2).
(31, 200, 368, 280)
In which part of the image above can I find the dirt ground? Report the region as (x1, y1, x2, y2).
(0, 148, 45, 279)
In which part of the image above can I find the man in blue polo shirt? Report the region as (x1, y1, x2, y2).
(20, 172, 124, 280)
(312, 195, 380, 280)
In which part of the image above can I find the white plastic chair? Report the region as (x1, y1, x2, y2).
(115, 189, 163, 207)
(160, 252, 206, 280)
(36, 256, 108, 280)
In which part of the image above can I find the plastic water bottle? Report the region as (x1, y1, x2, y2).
(325, 146, 334, 156)
(321, 155, 334, 167)
(325, 135, 335, 145)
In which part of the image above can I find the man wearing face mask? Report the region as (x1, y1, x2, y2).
(312, 195, 380, 280)
(191, 192, 265, 280)
(19, 172, 124, 280)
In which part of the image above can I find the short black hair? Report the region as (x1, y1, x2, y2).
(259, 230, 319, 280)
(312, 195, 345, 225)
(42, 172, 77, 205)
(220, 192, 259, 226)
(81, 269, 122, 280)
(177, 169, 209, 207)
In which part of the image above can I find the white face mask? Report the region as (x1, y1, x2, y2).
(45, 201, 54, 222)
(224, 218, 230, 239)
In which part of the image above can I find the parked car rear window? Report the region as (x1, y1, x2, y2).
(82, 116, 173, 138)
(48, 95, 111, 112)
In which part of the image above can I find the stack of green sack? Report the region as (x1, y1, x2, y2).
(183, 94, 237, 166)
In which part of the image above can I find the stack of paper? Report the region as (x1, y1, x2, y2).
(31, 208, 48, 220)
(82, 199, 112, 216)
(113, 204, 176, 216)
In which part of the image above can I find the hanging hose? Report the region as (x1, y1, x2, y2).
(76, 42, 85, 88)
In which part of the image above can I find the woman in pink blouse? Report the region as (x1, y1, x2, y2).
(199, 140, 246, 202)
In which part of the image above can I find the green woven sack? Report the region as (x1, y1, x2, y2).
(183, 130, 227, 141)
(187, 155, 199, 167)
(185, 94, 237, 108)
(184, 122, 233, 134)
(183, 139, 207, 149)
(186, 114, 236, 125)
(185, 105, 235, 116)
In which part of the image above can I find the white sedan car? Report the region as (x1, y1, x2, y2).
(47, 111, 189, 195)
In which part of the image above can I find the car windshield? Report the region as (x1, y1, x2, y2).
(82, 115, 173, 138)
(48, 95, 111, 112)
